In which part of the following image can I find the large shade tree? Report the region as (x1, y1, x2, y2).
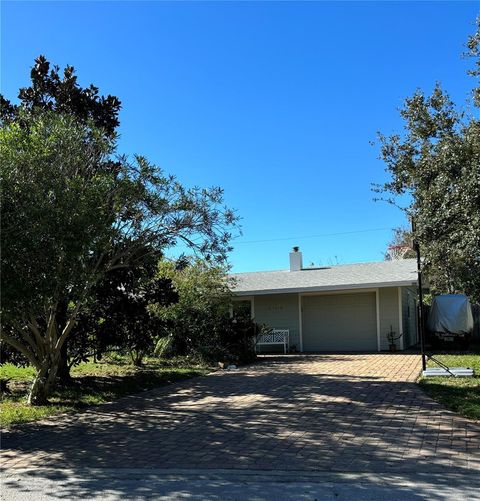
(1, 110, 238, 404)
(375, 20, 480, 301)
(1, 56, 124, 381)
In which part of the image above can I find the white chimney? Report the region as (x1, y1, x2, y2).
(289, 246, 303, 271)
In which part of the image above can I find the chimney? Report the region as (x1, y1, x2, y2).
(289, 246, 303, 271)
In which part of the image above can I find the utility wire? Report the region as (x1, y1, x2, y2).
(233, 227, 393, 245)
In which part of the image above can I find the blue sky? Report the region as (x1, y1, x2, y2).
(2, 1, 478, 272)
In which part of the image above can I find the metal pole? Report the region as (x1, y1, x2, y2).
(412, 219, 427, 371)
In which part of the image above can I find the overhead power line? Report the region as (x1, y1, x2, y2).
(233, 227, 393, 245)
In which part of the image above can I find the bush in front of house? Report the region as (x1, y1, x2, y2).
(151, 258, 257, 365)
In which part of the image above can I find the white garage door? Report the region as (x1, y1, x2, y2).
(302, 292, 377, 351)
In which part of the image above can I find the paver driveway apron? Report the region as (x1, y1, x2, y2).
(2, 354, 479, 475)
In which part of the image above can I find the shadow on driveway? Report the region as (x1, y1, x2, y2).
(2, 354, 479, 499)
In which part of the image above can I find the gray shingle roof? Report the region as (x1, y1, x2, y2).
(231, 259, 418, 296)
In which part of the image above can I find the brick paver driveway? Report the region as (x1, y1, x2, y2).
(2, 354, 480, 475)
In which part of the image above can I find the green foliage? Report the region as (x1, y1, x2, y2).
(154, 336, 174, 357)
(154, 259, 233, 322)
(1, 114, 116, 322)
(0, 364, 36, 382)
(151, 259, 232, 355)
(0, 338, 28, 367)
(1, 59, 238, 404)
(88, 250, 178, 366)
(1, 113, 125, 402)
(420, 351, 480, 421)
(376, 20, 480, 301)
(0, 55, 121, 138)
(151, 259, 257, 363)
(1, 55, 123, 383)
(0, 400, 71, 427)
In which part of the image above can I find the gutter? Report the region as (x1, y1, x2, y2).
(233, 280, 418, 296)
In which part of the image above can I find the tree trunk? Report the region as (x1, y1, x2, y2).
(55, 301, 73, 383)
(5, 303, 82, 405)
(56, 340, 73, 384)
(27, 356, 59, 405)
(131, 350, 144, 367)
(28, 371, 49, 406)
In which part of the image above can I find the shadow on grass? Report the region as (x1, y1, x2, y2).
(419, 378, 480, 421)
(419, 349, 480, 421)
(54, 369, 208, 407)
(1, 367, 208, 427)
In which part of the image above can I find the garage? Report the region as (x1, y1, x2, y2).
(233, 253, 418, 352)
(302, 292, 377, 351)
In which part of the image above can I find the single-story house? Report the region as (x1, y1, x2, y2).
(231, 247, 419, 352)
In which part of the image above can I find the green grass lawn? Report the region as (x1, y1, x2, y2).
(0, 356, 210, 428)
(419, 350, 480, 422)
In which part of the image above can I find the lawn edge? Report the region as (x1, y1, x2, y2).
(1, 366, 215, 432)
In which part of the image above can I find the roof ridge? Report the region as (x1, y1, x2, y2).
(231, 258, 417, 275)
(231, 269, 288, 275)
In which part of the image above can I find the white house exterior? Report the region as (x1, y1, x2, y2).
(231, 248, 419, 352)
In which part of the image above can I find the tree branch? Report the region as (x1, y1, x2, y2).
(1, 331, 41, 369)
